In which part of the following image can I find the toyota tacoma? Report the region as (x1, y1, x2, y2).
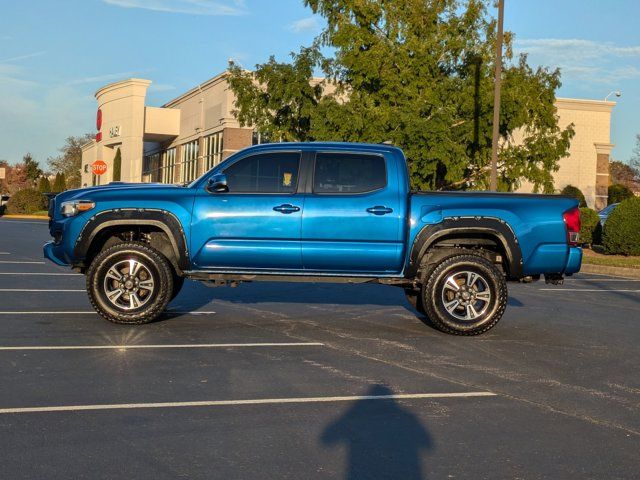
(44, 142, 582, 335)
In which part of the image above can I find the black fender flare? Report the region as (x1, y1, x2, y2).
(73, 208, 190, 271)
(406, 216, 523, 280)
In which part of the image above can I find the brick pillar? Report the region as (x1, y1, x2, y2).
(222, 127, 253, 160)
(594, 143, 613, 211)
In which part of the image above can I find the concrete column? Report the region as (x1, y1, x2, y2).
(173, 144, 182, 184)
(594, 143, 614, 211)
(197, 135, 207, 177)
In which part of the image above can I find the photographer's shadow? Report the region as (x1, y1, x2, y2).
(321, 385, 433, 479)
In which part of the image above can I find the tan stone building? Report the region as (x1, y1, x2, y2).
(81, 73, 615, 209)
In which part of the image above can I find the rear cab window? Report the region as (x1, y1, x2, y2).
(313, 153, 386, 194)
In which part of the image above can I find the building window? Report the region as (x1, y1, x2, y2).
(180, 140, 199, 183)
(142, 152, 161, 182)
(160, 148, 176, 184)
(252, 131, 273, 145)
(204, 132, 223, 171)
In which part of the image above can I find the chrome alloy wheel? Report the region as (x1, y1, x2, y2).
(103, 258, 155, 310)
(440, 270, 492, 321)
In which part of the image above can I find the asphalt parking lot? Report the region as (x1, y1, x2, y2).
(0, 218, 639, 479)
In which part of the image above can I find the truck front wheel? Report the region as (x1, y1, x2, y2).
(422, 254, 507, 335)
(87, 242, 174, 325)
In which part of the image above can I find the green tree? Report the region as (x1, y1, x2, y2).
(22, 153, 42, 184)
(608, 183, 634, 204)
(52, 172, 66, 193)
(229, 0, 574, 192)
(561, 185, 587, 207)
(48, 134, 94, 189)
(37, 176, 52, 193)
(113, 148, 122, 182)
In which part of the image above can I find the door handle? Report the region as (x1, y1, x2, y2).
(273, 204, 301, 214)
(366, 206, 393, 215)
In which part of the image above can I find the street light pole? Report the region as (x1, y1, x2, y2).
(490, 0, 505, 191)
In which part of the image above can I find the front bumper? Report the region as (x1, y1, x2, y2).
(43, 241, 69, 266)
(564, 246, 583, 275)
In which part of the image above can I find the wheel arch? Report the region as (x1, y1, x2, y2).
(74, 209, 190, 272)
(407, 216, 523, 280)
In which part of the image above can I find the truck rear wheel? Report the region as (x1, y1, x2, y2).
(87, 242, 174, 325)
(421, 254, 507, 335)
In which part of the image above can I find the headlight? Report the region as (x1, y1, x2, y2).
(60, 200, 95, 217)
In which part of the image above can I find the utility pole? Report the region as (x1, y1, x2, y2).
(490, 0, 505, 191)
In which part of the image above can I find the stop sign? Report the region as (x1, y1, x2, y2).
(91, 160, 107, 175)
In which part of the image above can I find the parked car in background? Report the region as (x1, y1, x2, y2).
(0, 194, 9, 206)
(44, 142, 582, 336)
(598, 203, 619, 225)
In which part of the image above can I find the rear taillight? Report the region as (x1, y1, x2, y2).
(563, 207, 581, 246)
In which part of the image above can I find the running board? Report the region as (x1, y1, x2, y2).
(184, 271, 411, 286)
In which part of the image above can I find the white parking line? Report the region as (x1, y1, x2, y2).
(0, 342, 324, 351)
(0, 391, 497, 415)
(540, 288, 640, 292)
(0, 261, 46, 264)
(0, 289, 84, 292)
(0, 220, 47, 224)
(0, 252, 10, 255)
(0, 310, 217, 315)
(568, 278, 640, 282)
(0, 273, 81, 276)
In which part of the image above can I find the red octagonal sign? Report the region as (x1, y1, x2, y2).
(91, 160, 107, 176)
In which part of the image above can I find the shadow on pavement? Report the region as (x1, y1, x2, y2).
(321, 384, 433, 480)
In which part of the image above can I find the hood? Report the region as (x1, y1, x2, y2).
(48, 182, 187, 220)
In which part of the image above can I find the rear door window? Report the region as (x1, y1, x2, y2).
(313, 153, 386, 194)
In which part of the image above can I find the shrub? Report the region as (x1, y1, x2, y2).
(5, 188, 47, 215)
(579, 207, 600, 246)
(603, 197, 640, 255)
(608, 183, 634, 204)
(113, 148, 122, 182)
(561, 185, 587, 207)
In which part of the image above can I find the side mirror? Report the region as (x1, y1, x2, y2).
(206, 174, 229, 193)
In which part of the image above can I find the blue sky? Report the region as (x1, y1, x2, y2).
(1, 0, 639, 167)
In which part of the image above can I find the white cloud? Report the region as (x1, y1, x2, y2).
(67, 71, 139, 86)
(0, 51, 47, 64)
(148, 83, 176, 92)
(515, 38, 640, 84)
(287, 16, 322, 34)
(102, 0, 247, 15)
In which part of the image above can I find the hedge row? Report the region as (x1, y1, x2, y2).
(4, 189, 48, 215)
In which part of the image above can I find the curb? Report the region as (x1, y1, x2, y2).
(0, 215, 48, 220)
(580, 263, 640, 280)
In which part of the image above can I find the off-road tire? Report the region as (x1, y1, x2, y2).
(422, 254, 507, 335)
(87, 242, 174, 325)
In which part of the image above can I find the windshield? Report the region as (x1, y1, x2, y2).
(599, 203, 617, 215)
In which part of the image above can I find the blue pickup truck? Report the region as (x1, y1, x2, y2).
(45, 142, 582, 335)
